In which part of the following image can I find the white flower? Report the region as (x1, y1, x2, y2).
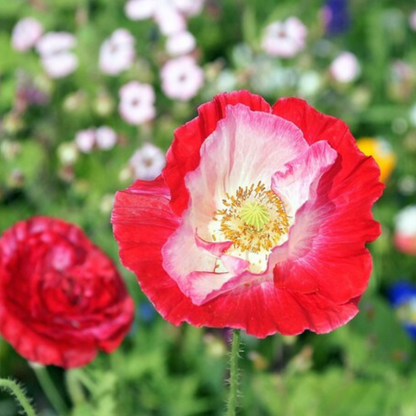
(36, 32, 78, 78)
(161, 56, 204, 101)
(119, 81, 156, 125)
(166, 31, 196, 56)
(262, 17, 307, 58)
(129, 143, 165, 180)
(125, 0, 156, 20)
(329, 52, 360, 83)
(12, 18, 43, 52)
(99, 29, 135, 75)
(172, 0, 205, 16)
(154, 6, 186, 35)
(96, 126, 117, 150)
(75, 129, 96, 153)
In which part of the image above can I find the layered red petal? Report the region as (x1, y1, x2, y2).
(163, 90, 271, 216)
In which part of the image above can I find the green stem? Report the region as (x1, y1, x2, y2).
(32, 366, 68, 415)
(0, 378, 37, 416)
(227, 329, 241, 416)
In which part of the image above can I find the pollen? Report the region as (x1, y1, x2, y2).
(213, 181, 289, 254)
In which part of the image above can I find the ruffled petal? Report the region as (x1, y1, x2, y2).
(271, 140, 337, 217)
(270, 98, 384, 303)
(185, 103, 308, 233)
(164, 90, 272, 216)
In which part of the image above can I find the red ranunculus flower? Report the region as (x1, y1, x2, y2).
(0, 216, 134, 368)
(112, 91, 383, 337)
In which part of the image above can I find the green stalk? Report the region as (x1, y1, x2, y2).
(0, 378, 37, 416)
(32, 365, 68, 415)
(226, 329, 241, 416)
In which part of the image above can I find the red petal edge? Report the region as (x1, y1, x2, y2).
(163, 90, 271, 216)
(112, 174, 364, 338)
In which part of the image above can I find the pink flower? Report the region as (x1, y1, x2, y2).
(154, 6, 186, 35)
(36, 32, 78, 78)
(262, 17, 307, 58)
(330, 52, 360, 83)
(125, 0, 155, 20)
(129, 143, 166, 180)
(99, 29, 135, 75)
(166, 31, 196, 56)
(161, 56, 204, 101)
(124, 0, 187, 35)
(394, 206, 416, 255)
(96, 126, 118, 150)
(11, 17, 43, 52)
(172, 0, 205, 17)
(75, 129, 96, 153)
(119, 81, 156, 125)
(112, 91, 383, 337)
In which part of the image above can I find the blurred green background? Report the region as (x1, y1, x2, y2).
(1, 0, 416, 415)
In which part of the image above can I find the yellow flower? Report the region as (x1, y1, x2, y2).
(357, 137, 396, 183)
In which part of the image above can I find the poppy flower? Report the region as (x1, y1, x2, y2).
(0, 216, 134, 368)
(112, 90, 383, 337)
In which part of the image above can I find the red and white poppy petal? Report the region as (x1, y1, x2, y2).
(271, 140, 337, 217)
(185, 104, 309, 230)
(269, 98, 383, 304)
(164, 90, 272, 216)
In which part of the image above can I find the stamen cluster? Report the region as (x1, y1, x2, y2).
(213, 181, 289, 253)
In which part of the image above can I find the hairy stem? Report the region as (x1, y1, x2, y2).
(0, 377, 37, 416)
(227, 329, 241, 416)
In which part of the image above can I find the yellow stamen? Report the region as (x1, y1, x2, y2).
(213, 181, 289, 254)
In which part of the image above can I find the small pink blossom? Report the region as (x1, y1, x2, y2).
(330, 52, 360, 83)
(262, 17, 307, 58)
(12, 18, 43, 52)
(96, 126, 118, 150)
(166, 31, 196, 56)
(161, 56, 204, 101)
(154, 6, 187, 35)
(129, 143, 165, 180)
(119, 81, 156, 125)
(172, 0, 205, 17)
(99, 29, 135, 75)
(125, 0, 155, 20)
(36, 32, 78, 78)
(410, 11, 416, 31)
(124, 0, 187, 35)
(75, 129, 96, 153)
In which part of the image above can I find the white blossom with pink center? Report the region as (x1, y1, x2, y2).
(129, 143, 166, 180)
(166, 31, 196, 56)
(36, 32, 78, 78)
(96, 126, 118, 150)
(99, 29, 135, 75)
(119, 81, 156, 125)
(262, 17, 307, 58)
(125, 0, 204, 34)
(75, 129, 96, 153)
(330, 52, 360, 83)
(172, 0, 205, 16)
(12, 17, 43, 52)
(161, 56, 204, 101)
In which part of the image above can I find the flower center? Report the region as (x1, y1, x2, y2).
(212, 181, 289, 255)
